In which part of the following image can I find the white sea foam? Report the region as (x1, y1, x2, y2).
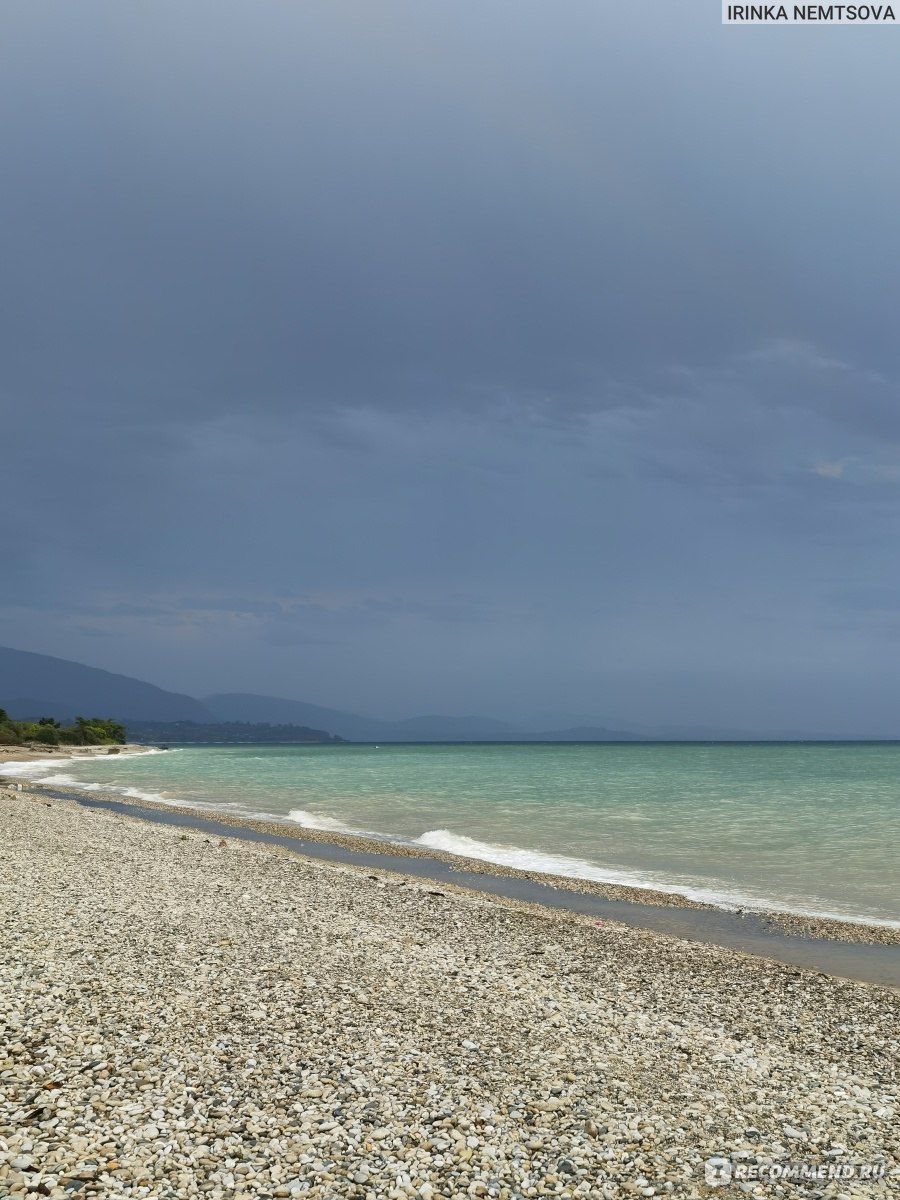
(32, 773, 104, 789)
(412, 829, 716, 900)
(0, 746, 176, 779)
(415, 829, 623, 882)
(412, 829, 900, 929)
(117, 786, 172, 804)
(288, 808, 356, 832)
(1, 757, 66, 777)
(28, 771, 172, 805)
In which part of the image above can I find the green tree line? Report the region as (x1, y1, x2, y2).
(0, 709, 127, 746)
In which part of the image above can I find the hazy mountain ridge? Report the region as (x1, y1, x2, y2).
(0, 646, 859, 742)
(0, 647, 210, 723)
(126, 719, 343, 744)
(0, 649, 641, 741)
(203, 693, 644, 741)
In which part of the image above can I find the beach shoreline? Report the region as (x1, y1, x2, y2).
(1, 743, 898, 949)
(0, 742, 147, 761)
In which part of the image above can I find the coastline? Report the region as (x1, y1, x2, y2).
(2, 780, 898, 1198)
(0, 743, 143, 761)
(2, 743, 898, 950)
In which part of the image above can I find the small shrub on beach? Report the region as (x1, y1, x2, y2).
(34, 725, 61, 745)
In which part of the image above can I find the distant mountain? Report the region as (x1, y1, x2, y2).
(127, 719, 342, 744)
(204, 694, 522, 741)
(0, 646, 211, 723)
(204, 693, 643, 742)
(532, 724, 645, 741)
(8, 645, 845, 743)
(2, 652, 641, 742)
(377, 714, 524, 740)
(640, 723, 852, 741)
(203, 693, 397, 741)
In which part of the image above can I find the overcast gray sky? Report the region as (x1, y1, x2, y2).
(3, 1, 900, 733)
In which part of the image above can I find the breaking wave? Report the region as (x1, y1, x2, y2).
(288, 808, 356, 832)
(411, 829, 900, 927)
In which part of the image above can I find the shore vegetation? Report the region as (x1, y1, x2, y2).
(0, 709, 126, 746)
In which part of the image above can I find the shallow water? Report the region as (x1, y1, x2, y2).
(7, 741, 900, 926)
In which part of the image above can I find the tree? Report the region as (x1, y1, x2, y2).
(0, 709, 126, 746)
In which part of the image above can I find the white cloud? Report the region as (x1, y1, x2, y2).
(814, 460, 847, 479)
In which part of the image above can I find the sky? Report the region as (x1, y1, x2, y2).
(2, 1, 900, 734)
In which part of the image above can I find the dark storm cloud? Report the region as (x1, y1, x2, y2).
(5, 0, 897, 418)
(3, 1, 900, 731)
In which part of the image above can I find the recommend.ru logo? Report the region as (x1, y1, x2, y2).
(705, 1156, 887, 1186)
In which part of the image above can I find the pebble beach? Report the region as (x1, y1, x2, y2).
(1, 778, 898, 1200)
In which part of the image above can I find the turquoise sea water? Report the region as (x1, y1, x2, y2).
(9, 742, 900, 926)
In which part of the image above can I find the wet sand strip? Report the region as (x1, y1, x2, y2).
(52, 788, 900, 989)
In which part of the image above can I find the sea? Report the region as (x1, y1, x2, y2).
(7, 741, 900, 927)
